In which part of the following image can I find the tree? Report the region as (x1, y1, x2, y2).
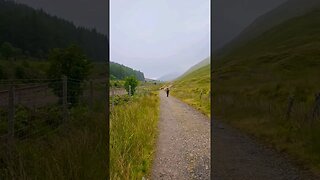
(47, 44, 91, 105)
(124, 76, 139, 96)
(1, 42, 15, 60)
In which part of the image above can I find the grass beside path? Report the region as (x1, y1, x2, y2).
(1, 102, 108, 179)
(171, 65, 210, 117)
(110, 91, 160, 179)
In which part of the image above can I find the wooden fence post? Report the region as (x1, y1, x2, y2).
(8, 83, 15, 145)
(129, 85, 131, 96)
(63, 76, 68, 121)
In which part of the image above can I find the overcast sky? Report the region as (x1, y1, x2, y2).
(111, 0, 210, 79)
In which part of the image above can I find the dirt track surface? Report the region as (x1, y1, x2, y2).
(152, 91, 210, 180)
(213, 120, 319, 180)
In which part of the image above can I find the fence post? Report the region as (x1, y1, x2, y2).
(8, 83, 15, 146)
(90, 80, 93, 110)
(63, 75, 68, 121)
(129, 85, 131, 96)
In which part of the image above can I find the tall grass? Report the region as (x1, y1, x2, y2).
(213, 93, 320, 172)
(0, 102, 108, 179)
(171, 65, 210, 117)
(110, 92, 159, 179)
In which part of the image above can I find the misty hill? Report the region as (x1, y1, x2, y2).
(213, 0, 287, 51)
(157, 72, 181, 82)
(213, 8, 320, 101)
(0, 0, 107, 61)
(110, 62, 145, 81)
(177, 57, 210, 80)
(215, 0, 320, 57)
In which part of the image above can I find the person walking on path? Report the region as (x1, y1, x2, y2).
(165, 87, 170, 97)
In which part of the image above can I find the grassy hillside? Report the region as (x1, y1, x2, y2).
(178, 57, 210, 79)
(215, 0, 320, 57)
(213, 9, 320, 173)
(172, 64, 210, 117)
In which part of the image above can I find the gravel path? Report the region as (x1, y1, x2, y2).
(213, 120, 319, 180)
(152, 91, 210, 180)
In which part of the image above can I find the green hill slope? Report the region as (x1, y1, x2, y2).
(110, 62, 145, 81)
(172, 63, 210, 117)
(213, 9, 320, 173)
(215, 0, 320, 57)
(178, 57, 210, 80)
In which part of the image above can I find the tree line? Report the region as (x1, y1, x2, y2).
(0, 0, 108, 62)
(110, 62, 145, 81)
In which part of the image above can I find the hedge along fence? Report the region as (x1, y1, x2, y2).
(0, 77, 107, 166)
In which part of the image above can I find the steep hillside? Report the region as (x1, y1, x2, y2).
(110, 62, 145, 81)
(178, 57, 210, 79)
(215, 0, 320, 57)
(0, 0, 108, 61)
(172, 64, 210, 117)
(213, 9, 320, 173)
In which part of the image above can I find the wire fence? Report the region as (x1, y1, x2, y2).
(0, 77, 107, 157)
(214, 93, 320, 128)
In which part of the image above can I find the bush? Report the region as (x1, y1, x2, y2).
(124, 76, 139, 96)
(47, 44, 91, 105)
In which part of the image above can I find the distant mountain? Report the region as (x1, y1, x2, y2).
(110, 62, 145, 81)
(157, 72, 181, 82)
(215, 0, 320, 58)
(145, 78, 161, 83)
(177, 57, 210, 80)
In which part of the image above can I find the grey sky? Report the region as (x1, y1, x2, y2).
(213, 0, 287, 51)
(15, 0, 107, 35)
(111, 0, 210, 79)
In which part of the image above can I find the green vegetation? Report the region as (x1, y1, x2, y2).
(0, 101, 107, 179)
(124, 76, 139, 95)
(110, 86, 159, 179)
(172, 64, 210, 117)
(178, 57, 210, 78)
(0, 59, 48, 82)
(47, 45, 91, 105)
(110, 62, 145, 81)
(213, 10, 320, 173)
(0, 0, 107, 61)
(110, 80, 125, 88)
